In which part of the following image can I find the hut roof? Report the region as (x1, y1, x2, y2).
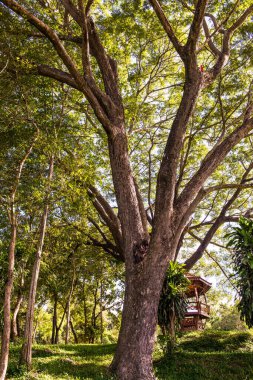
(185, 273, 212, 297)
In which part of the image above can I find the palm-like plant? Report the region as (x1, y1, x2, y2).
(158, 262, 189, 351)
(227, 217, 253, 328)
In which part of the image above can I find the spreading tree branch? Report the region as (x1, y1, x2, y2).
(204, 5, 253, 86)
(37, 65, 79, 89)
(184, 161, 253, 269)
(148, 0, 184, 59)
(202, 18, 221, 56)
(1, 0, 116, 131)
(87, 185, 123, 253)
(186, 0, 209, 55)
(177, 98, 253, 222)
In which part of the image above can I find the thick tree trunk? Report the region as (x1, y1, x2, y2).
(111, 256, 168, 380)
(0, 224, 17, 380)
(20, 156, 54, 368)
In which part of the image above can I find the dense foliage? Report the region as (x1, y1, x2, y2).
(227, 217, 253, 328)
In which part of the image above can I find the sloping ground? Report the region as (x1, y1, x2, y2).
(155, 330, 253, 380)
(8, 331, 253, 379)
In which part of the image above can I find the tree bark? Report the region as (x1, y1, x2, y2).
(20, 156, 54, 368)
(11, 292, 23, 342)
(110, 255, 168, 380)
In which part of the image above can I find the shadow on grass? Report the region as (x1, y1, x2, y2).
(155, 351, 253, 380)
(31, 344, 116, 358)
(36, 357, 114, 379)
(54, 344, 116, 355)
(8, 344, 116, 379)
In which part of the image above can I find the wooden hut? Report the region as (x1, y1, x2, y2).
(180, 273, 211, 331)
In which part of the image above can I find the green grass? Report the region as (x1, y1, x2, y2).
(7, 331, 253, 379)
(155, 330, 253, 379)
(8, 344, 115, 380)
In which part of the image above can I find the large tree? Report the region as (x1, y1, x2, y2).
(0, 1, 253, 379)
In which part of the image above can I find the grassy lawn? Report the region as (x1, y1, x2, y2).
(7, 331, 253, 379)
(8, 344, 115, 380)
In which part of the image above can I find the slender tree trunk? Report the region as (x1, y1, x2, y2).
(55, 304, 67, 344)
(90, 283, 98, 344)
(20, 156, 54, 368)
(16, 315, 21, 339)
(70, 320, 78, 344)
(100, 281, 103, 344)
(11, 267, 25, 342)
(11, 292, 23, 342)
(168, 306, 176, 354)
(55, 328, 59, 344)
(83, 289, 88, 342)
(65, 300, 71, 345)
(51, 295, 58, 344)
(0, 224, 17, 380)
(33, 313, 39, 342)
(65, 263, 76, 345)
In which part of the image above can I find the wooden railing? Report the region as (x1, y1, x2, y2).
(181, 317, 205, 330)
(186, 301, 210, 316)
